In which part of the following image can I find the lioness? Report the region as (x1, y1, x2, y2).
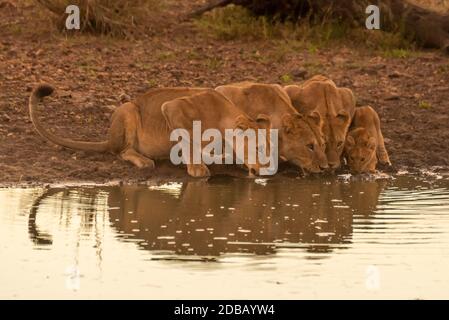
(29, 85, 272, 177)
(344, 106, 391, 173)
(216, 82, 328, 173)
(284, 75, 356, 169)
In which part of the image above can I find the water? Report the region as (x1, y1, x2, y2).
(1, 174, 449, 299)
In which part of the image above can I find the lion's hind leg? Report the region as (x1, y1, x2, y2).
(377, 144, 391, 166)
(110, 103, 156, 170)
(375, 125, 391, 166)
(370, 106, 391, 166)
(120, 148, 155, 169)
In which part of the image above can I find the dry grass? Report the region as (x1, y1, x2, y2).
(36, 0, 161, 38)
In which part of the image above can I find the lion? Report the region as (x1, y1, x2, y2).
(215, 82, 328, 174)
(284, 75, 356, 170)
(344, 106, 391, 173)
(29, 85, 272, 178)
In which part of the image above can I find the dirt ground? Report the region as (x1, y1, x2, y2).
(0, 1, 448, 186)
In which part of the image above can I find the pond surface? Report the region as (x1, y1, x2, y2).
(1, 174, 449, 299)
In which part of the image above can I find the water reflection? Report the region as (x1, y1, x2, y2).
(28, 177, 388, 257)
(3, 175, 449, 299)
(28, 188, 58, 245)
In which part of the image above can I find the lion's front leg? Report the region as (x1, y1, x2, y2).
(377, 142, 391, 166)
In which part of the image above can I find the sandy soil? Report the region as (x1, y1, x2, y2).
(0, 1, 448, 186)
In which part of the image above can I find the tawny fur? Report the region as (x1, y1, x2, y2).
(284, 75, 356, 169)
(344, 106, 391, 173)
(29, 85, 269, 178)
(216, 82, 327, 173)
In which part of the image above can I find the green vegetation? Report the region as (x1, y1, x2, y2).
(195, 5, 415, 55)
(382, 48, 413, 59)
(194, 5, 280, 41)
(206, 57, 224, 70)
(279, 74, 293, 84)
(157, 51, 177, 61)
(437, 63, 449, 74)
(418, 100, 432, 109)
(147, 79, 158, 88)
(303, 61, 324, 75)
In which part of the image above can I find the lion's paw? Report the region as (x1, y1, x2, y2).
(187, 164, 210, 178)
(140, 158, 156, 170)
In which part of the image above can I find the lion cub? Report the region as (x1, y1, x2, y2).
(344, 106, 391, 173)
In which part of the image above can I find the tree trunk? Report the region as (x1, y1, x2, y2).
(190, 0, 449, 53)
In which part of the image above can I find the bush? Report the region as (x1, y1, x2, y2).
(36, 0, 160, 37)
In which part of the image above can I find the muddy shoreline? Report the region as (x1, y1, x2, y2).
(1, 164, 447, 188)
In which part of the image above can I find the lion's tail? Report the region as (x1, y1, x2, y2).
(29, 84, 109, 152)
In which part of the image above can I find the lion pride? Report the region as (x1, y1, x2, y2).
(344, 106, 391, 173)
(284, 75, 356, 170)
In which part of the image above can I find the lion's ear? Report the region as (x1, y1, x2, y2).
(346, 135, 355, 147)
(284, 85, 300, 98)
(256, 114, 271, 129)
(307, 111, 321, 126)
(235, 115, 250, 131)
(283, 85, 303, 109)
(338, 87, 356, 116)
(281, 113, 302, 133)
(367, 136, 376, 150)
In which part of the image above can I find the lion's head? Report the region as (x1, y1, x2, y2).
(322, 105, 353, 169)
(285, 76, 356, 170)
(344, 128, 377, 173)
(280, 113, 328, 174)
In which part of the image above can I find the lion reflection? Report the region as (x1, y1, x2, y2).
(107, 177, 386, 256)
(28, 178, 386, 257)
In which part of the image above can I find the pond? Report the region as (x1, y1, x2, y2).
(1, 173, 449, 299)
